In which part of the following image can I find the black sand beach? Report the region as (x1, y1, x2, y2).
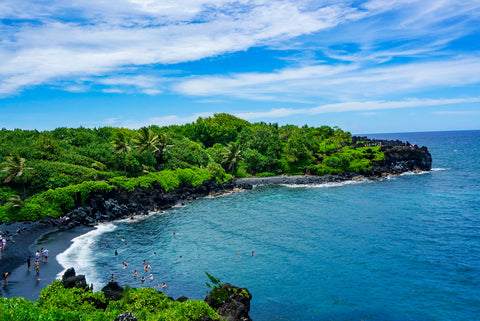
(0, 223, 92, 300)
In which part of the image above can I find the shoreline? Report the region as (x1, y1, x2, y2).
(0, 224, 93, 300)
(0, 169, 429, 300)
(234, 173, 364, 186)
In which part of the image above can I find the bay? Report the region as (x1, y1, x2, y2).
(57, 130, 480, 320)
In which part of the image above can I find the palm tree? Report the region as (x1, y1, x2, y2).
(91, 161, 106, 172)
(111, 131, 131, 173)
(6, 194, 23, 209)
(2, 152, 32, 198)
(133, 127, 159, 167)
(221, 141, 243, 175)
(153, 133, 172, 166)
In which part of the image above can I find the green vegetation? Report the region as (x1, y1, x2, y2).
(0, 280, 219, 321)
(0, 114, 384, 222)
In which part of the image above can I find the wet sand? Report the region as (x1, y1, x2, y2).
(0, 225, 92, 300)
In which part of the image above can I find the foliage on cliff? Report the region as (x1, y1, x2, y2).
(0, 114, 383, 221)
(0, 280, 218, 321)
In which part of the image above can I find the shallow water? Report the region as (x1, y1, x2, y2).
(55, 130, 480, 320)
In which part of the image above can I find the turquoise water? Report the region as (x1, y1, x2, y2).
(59, 130, 480, 321)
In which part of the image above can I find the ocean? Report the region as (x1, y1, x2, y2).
(53, 130, 480, 320)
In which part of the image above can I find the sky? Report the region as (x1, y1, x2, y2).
(1, 0, 480, 134)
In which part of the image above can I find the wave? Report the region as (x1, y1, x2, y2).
(280, 178, 370, 188)
(115, 210, 164, 223)
(56, 223, 117, 283)
(431, 168, 448, 171)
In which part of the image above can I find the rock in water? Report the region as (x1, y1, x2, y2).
(61, 267, 87, 289)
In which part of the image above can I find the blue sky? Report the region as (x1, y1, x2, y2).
(1, 0, 480, 134)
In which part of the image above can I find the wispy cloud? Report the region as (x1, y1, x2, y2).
(175, 56, 480, 101)
(234, 97, 480, 120)
(0, 0, 363, 96)
(1, 0, 479, 107)
(434, 110, 480, 115)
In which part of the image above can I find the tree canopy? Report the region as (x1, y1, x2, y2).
(0, 114, 384, 222)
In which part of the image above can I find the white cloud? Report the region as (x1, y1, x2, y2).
(0, 0, 479, 101)
(174, 56, 480, 101)
(0, 1, 365, 96)
(434, 110, 480, 115)
(234, 97, 480, 120)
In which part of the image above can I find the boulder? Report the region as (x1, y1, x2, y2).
(176, 296, 189, 302)
(61, 267, 88, 289)
(102, 281, 124, 301)
(205, 283, 252, 321)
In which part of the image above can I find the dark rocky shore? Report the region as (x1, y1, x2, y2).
(0, 142, 431, 320)
(61, 267, 252, 321)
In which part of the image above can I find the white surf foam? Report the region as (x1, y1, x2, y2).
(431, 168, 448, 171)
(56, 223, 117, 283)
(115, 210, 165, 223)
(280, 178, 371, 188)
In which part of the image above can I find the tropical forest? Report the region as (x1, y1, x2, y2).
(0, 113, 383, 223)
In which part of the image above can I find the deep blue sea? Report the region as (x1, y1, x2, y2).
(57, 130, 480, 321)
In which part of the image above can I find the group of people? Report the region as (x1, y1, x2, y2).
(1, 234, 9, 285)
(28, 248, 50, 281)
(113, 255, 168, 289)
(113, 233, 169, 291)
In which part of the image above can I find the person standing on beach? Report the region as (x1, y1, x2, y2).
(27, 256, 31, 271)
(3, 272, 10, 286)
(41, 248, 45, 262)
(2, 237, 6, 250)
(36, 266, 40, 280)
(44, 249, 49, 262)
(35, 250, 40, 261)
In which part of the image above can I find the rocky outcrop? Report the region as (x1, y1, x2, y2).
(60, 178, 242, 229)
(62, 267, 87, 289)
(205, 283, 252, 321)
(59, 268, 250, 321)
(101, 281, 125, 302)
(365, 145, 432, 176)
